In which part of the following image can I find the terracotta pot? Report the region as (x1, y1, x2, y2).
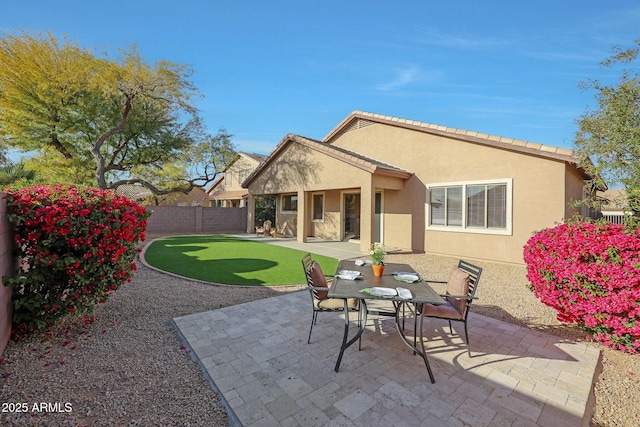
(372, 264, 385, 277)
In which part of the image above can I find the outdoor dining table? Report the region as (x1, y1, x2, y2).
(328, 259, 447, 383)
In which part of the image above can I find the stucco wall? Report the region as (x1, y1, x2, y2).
(249, 144, 372, 194)
(145, 206, 247, 234)
(247, 143, 372, 241)
(308, 189, 342, 241)
(0, 192, 14, 356)
(331, 123, 582, 264)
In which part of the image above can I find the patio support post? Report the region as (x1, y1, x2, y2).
(246, 193, 255, 233)
(297, 188, 307, 243)
(360, 183, 375, 253)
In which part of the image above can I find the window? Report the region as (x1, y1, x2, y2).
(281, 194, 298, 212)
(312, 193, 324, 221)
(430, 187, 462, 226)
(428, 179, 511, 235)
(466, 184, 506, 228)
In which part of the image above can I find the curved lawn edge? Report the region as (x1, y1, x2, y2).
(139, 234, 337, 287)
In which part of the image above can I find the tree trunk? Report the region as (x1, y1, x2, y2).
(92, 96, 133, 190)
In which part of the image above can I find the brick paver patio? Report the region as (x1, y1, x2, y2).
(173, 291, 600, 426)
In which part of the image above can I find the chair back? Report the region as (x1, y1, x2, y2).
(273, 221, 288, 237)
(263, 220, 272, 231)
(455, 260, 482, 318)
(301, 253, 329, 300)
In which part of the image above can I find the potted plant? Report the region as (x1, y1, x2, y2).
(370, 243, 385, 276)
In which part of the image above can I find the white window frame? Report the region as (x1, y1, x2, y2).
(312, 192, 324, 222)
(280, 193, 298, 213)
(426, 178, 513, 236)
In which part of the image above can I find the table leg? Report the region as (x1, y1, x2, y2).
(395, 302, 436, 383)
(334, 299, 368, 372)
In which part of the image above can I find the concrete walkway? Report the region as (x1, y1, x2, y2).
(171, 236, 601, 426)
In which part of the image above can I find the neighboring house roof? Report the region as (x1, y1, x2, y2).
(223, 152, 266, 172)
(324, 110, 582, 166)
(597, 189, 628, 211)
(242, 152, 267, 163)
(242, 133, 413, 187)
(209, 189, 248, 200)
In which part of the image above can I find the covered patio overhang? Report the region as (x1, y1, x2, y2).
(242, 133, 414, 254)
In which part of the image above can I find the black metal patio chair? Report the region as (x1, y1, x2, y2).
(419, 260, 482, 357)
(301, 253, 359, 344)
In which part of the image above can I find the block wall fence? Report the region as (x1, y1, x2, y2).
(0, 193, 14, 356)
(144, 206, 247, 234)
(0, 202, 247, 356)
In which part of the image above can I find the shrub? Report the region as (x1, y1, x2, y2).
(4, 184, 150, 338)
(523, 220, 640, 353)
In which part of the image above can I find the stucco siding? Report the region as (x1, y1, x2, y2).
(245, 113, 588, 264)
(249, 143, 372, 194)
(331, 123, 578, 264)
(565, 164, 587, 220)
(309, 190, 341, 240)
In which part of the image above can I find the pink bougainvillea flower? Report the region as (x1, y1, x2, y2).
(524, 220, 640, 354)
(4, 184, 149, 341)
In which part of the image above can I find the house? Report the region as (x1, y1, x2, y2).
(596, 189, 633, 224)
(207, 152, 265, 208)
(242, 111, 593, 264)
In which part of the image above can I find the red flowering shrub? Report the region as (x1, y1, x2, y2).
(523, 220, 640, 353)
(4, 184, 150, 338)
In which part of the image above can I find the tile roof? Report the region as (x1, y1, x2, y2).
(324, 110, 576, 163)
(241, 152, 267, 163)
(242, 134, 413, 187)
(209, 189, 248, 200)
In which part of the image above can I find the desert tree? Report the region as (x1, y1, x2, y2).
(0, 31, 235, 194)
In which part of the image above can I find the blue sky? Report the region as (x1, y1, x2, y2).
(3, 1, 639, 155)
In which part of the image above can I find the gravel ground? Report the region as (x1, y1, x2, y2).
(0, 250, 638, 426)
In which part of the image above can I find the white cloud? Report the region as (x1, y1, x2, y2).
(375, 66, 424, 91)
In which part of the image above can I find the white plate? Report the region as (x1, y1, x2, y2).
(336, 270, 362, 280)
(396, 274, 420, 282)
(339, 270, 361, 276)
(370, 287, 397, 296)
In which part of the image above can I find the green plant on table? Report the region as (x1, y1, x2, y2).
(369, 243, 385, 265)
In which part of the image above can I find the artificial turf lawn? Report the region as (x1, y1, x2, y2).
(143, 234, 339, 286)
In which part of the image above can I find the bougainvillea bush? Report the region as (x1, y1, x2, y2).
(523, 220, 640, 353)
(4, 184, 149, 338)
